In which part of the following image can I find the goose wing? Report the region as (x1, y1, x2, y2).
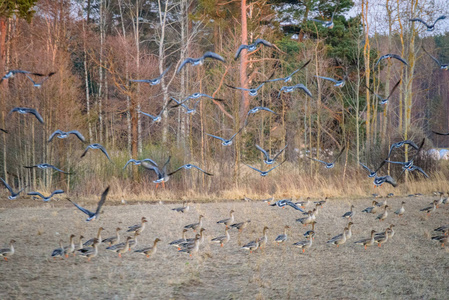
(48, 130, 64, 142)
(68, 198, 94, 217)
(95, 186, 109, 216)
(0, 177, 13, 194)
(203, 51, 225, 62)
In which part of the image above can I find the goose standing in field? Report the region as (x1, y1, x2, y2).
(123, 158, 158, 170)
(24, 163, 70, 174)
(342, 205, 355, 220)
(422, 46, 448, 70)
(8, 107, 44, 124)
(264, 59, 311, 83)
(76, 236, 85, 251)
(0, 177, 26, 200)
(25, 72, 56, 88)
(0, 240, 15, 261)
(374, 54, 408, 68)
(127, 217, 148, 234)
(177, 51, 225, 73)
(334, 222, 354, 240)
(81, 143, 111, 161)
(169, 229, 188, 250)
(431, 235, 449, 248)
(258, 226, 269, 249)
(106, 236, 133, 258)
(409, 15, 446, 31)
(373, 175, 397, 187)
(51, 240, 65, 260)
(255, 144, 288, 165)
(274, 225, 290, 245)
(28, 189, 64, 202)
(304, 221, 316, 239)
(179, 235, 201, 256)
(141, 157, 171, 188)
(135, 238, 161, 258)
(421, 200, 438, 216)
(130, 65, 171, 85)
(394, 201, 406, 217)
(78, 239, 100, 261)
(180, 228, 206, 247)
(84, 227, 105, 247)
(327, 227, 347, 247)
(293, 235, 313, 253)
(211, 227, 231, 247)
(244, 160, 286, 177)
(311, 12, 335, 28)
(217, 210, 235, 228)
(172, 202, 190, 213)
(359, 161, 386, 178)
(184, 215, 204, 232)
(354, 230, 376, 250)
(278, 83, 313, 98)
(235, 38, 273, 59)
(296, 211, 314, 226)
(225, 83, 265, 97)
(206, 127, 244, 146)
(374, 228, 390, 247)
(376, 205, 389, 221)
(242, 239, 259, 253)
(365, 80, 401, 105)
(63, 234, 76, 258)
(67, 186, 110, 221)
(102, 228, 121, 246)
(315, 75, 347, 87)
(48, 129, 85, 143)
(306, 146, 345, 169)
(230, 220, 251, 232)
(167, 164, 213, 177)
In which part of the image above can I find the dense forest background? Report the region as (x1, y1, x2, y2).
(0, 0, 448, 200)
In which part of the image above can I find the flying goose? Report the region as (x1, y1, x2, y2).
(174, 92, 224, 104)
(270, 199, 305, 212)
(306, 146, 345, 169)
(264, 59, 311, 83)
(167, 164, 213, 176)
(422, 46, 448, 70)
(28, 189, 64, 201)
(365, 79, 401, 105)
(81, 143, 111, 161)
(206, 127, 244, 146)
(138, 107, 167, 123)
(225, 83, 265, 97)
(170, 96, 223, 115)
(0, 177, 25, 200)
(141, 157, 171, 188)
(373, 175, 397, 187)
(278, 83, 313, 98)
(386, 139, 421, 159)
(48, 130, 85, 143)
(123, 158, 158, 170)
(255, 144, 287, 165)
(374, 54, 408, 68)
(130, 65, 171, 85)
(235, 38, 273, 59)
(315, 75, 347, 87)
(359, 160, 386, 178)
(311, 13, 335, 29)
(1, 69, 45, 82)
(244, 160, 286, 177)
(25, 72, 56, 88)
(24, 163, 69, 174)
(67, 186, 109, 221)
(177, 51, 225, 73)
(8, 107, 44, 124)
(409, 15, 446, 31)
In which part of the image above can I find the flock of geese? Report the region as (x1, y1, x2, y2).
(1, 14, 449, 261)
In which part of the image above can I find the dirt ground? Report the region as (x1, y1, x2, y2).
(0, 194, 448, 299)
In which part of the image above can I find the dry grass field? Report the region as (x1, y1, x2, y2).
(1, 193, 449, 299)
